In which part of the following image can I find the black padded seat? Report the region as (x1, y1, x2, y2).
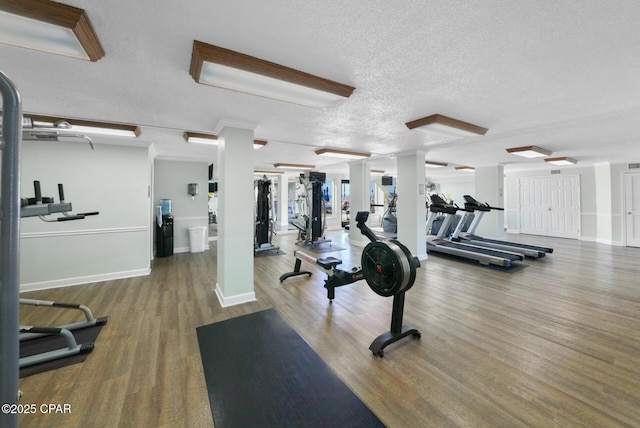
(316, 257, 342, 270)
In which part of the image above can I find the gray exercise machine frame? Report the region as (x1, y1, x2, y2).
(1, 70, 22, 428)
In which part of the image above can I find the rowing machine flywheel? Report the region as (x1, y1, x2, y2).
(361, 240, 417, 297)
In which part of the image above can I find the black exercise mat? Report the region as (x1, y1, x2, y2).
(19, 323, 105, 378)
(196, 309, 384, 428)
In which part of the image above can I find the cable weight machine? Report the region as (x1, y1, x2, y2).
(254, 175, 279, 254)
(281, 211, 422, 357)
(289, 171, 331, 248)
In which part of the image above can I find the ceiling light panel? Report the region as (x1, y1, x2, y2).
(315, 148, 371, 159)
(544, 157, 577, 165)
(0, 1, 104, 61)
(455, 166, 475, 171)
(506, 145, 552, 158)
(254, 169, 284, 175)
(185, 132, 218, 144)
(406, 114, 487, 139)
(425, 161, 448, 168)
(274, 163, 315, 170)
(29, 115, 140, 137)
(190, 41, 355, 108)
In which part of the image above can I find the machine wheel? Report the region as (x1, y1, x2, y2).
(361, 241, 413, 297)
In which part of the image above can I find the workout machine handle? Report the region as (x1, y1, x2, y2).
(33, 180, 42, 204)
(355, 211, 378, 243)
(58, 183, 65, 202)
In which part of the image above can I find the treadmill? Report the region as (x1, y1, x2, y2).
(457, 195, 553, 257)
(426, 195, 524, 267)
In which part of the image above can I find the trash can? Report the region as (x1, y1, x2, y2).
(188, 226, 207, 253)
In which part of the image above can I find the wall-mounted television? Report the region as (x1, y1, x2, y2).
(208, 182, 217, 193)
(381, 176, 393, 186)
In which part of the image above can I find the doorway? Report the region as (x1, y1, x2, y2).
(519, 175, 580, 239)
(624, 172, 640, 247)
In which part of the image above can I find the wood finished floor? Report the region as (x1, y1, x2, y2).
(18, 231, 640, 428)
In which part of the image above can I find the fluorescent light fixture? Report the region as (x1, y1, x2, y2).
(189, 41, 355, 108)
(253, 140, 268, 149)
(406, 114, 487, 139)
(184, 132, 218, 145)
(315, 148, 371, 159)
(274, 163, 316, 170)
(254, 169, 284, 175)
(544, 157, 577, 165)
(506, 145, 552, 158)
(184, 132, 266, 149)
(28, 115, 140, 137)
(0, 1, 104, 61)
(425, 161, 448, 168)
(455, 166, 475, 172)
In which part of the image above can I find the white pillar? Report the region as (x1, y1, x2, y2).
(277, 173, 289, 231)
(594, 162, 613, 243)
(474, 165, 505, 239)
(349, 160, 371, 246)
(215, 123, 256, 307)
(396, 151, 427, 260)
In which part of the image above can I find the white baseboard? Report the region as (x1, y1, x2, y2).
(20, 267, 151, 293)
(215, 283, 256, 307)
(172, 244, 210, 254)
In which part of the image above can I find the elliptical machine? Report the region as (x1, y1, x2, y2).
(381, 192, 398, 233)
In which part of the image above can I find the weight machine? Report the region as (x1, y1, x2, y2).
(289, 171, 331, 247)
(1, 72, 104, 427)
(254, 176, 279, 254)
(281, 211, 422, 357)
(18, 180, 105, 368)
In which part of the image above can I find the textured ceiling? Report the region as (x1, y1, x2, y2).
(1, 0, 639, 177)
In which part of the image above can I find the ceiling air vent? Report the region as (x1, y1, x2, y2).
(629, 163, 640, 169)
(550, 170, 561, 174)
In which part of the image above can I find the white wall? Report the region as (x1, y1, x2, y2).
(153, 159, 209, 253)
(435, 176, 475, 207)
(503, 165, 620, 242)
(20, 141, 151, 291)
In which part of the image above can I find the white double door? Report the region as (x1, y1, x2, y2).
(624, 172, 640, 248)
(519, 175, 580, 239)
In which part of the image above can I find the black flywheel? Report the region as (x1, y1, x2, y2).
(361, 240, 417, 297)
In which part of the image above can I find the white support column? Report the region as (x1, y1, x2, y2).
(396, 151, 427, 260)
(349, 160, 371, 246)
(474, 165, 505, 239)
(277, 173, 289, 231)
(594, 162, 613, 244)
(215, 123, 256, 307)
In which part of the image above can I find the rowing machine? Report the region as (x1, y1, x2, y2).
(279, 250, 364, 301)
